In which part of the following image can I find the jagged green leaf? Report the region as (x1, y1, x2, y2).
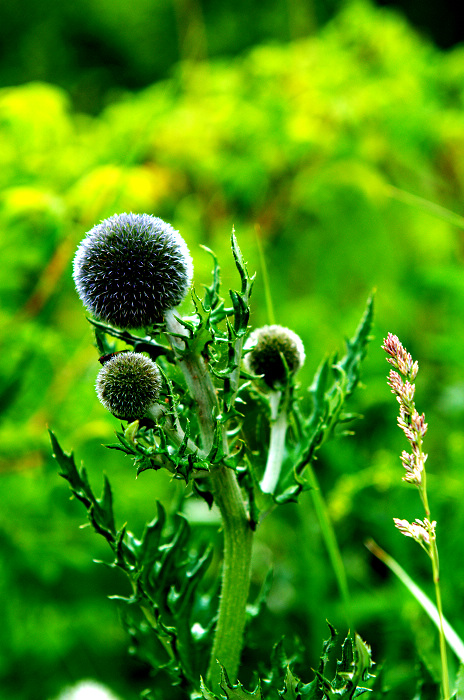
(52, 431, 214, 687)
(89, 317, 172, 360)
(200, 245, 222, 312)
(279, 666, 300, 699)
(332, 293, 374, 399)
(275, 295, 374, 502)
(220, 667, 262, 699)
(200, 678, 222, 700)
(51, 430, 117, 544)
(231, 230, 255, 298)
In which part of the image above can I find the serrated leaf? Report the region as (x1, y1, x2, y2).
(229, 289, 250, 335)
(277, 295, 374, 503)
(200, 245, 222, 312)
(51, 430, 116, 544)
(220, 667, 262, 699)
(53, 429, 214, 686)
(231, 230, 255, 297)
(319, 622, 338, 675)
(335, 293, 374, 399)
(89, 317, 173, 360)
(200, 678, 222, 700)
(279, 666, 300, 699)
(297, 679, 323, 699)
(138, 503, 166, 566)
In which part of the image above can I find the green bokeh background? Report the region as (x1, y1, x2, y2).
(2, 1, 464, 698)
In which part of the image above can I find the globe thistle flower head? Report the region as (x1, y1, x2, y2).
(244, 325, 305, 389)
(96, 351, 162, 421)
(73, 213, 193, 329)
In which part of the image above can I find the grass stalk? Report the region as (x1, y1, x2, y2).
(305, 461, 353, 631)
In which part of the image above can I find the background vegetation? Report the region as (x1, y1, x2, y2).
(2, 0, 464, 698)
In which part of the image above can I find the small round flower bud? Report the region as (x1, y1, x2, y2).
(73, 213, 193, 329)
(244, 325, 305, 389)
(96, 351, 162, 421)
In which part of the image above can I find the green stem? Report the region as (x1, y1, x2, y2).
(305, 462, 353, 631)
(165, 311, 217, 452)
(419, 455, 449, 699)
(421, 479, 450, 699)
(260, 390, 287, 494)
(207, 465, 253, 689)
(430, 538, 450, 700)
(166, 311, 253, 689)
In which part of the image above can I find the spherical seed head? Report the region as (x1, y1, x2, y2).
(73, 213, 193, 329)
(244, 325, 305, 389)
(96, 351, 162, 420)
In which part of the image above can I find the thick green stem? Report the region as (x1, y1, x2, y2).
(207, 465, 253, 689)
(178, 351, 217, 450)
(166, 311, 253, 689)
(165, 311, 217, 451)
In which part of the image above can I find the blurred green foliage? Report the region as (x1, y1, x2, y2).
(0, 0, 331, 113)
(3, 1, 464, 698)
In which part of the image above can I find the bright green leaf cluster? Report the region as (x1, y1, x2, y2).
(50, 429, 216, 691)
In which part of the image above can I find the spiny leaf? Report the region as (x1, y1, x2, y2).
(229, 289, 250, 336)
(53, 429, 214, 685)
(280, 666, 300, 700)
(51, 430, 116, 542)
(334, 292, 374, 398)
(318, 621, 338, 675)
(277, 295, 374, 501)
(220, 667, 262, 699)
(231, 229, 255, 297)
(89, 317, 172, 360)
(200, 245, 222, 312)
(200, 678, 222, 700)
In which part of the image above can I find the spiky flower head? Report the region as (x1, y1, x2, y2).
(73, 213, 193, 329)
(96, 351, 162, 421)
(244, 325, 305, 389)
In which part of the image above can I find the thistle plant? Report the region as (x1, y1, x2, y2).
(382, 332, 450, 700)
(52, 212, 375, 699)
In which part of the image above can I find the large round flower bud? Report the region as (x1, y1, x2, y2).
(73, 213, 193, 329)
(96, 351, 162, 421)
(244, 325, 305, 389)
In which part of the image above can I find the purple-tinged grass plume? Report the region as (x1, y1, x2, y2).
(382, 332, 449, 699)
